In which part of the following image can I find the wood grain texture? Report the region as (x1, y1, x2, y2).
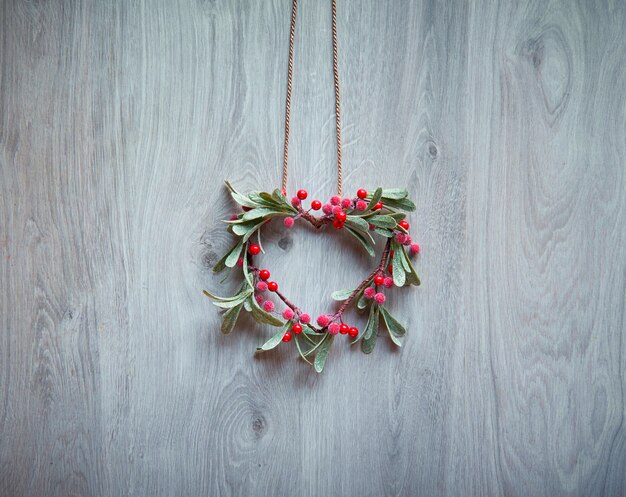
(1, 0, 625, 495)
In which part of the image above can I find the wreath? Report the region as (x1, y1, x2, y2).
(204, 181, 421, 372)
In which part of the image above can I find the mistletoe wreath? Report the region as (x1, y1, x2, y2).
(204, 0, 421, 372)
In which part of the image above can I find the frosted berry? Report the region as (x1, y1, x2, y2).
(282, 308, 295, 320)
(316, 314, 331, 327)
(256, 281, 268, 292)
(267, 281, 278, 292)
(335, 210, 347, 222)
(236, 257, 244, 267)
(282, 331, 292, 342)
(348, 326, 358, 337)
(283, 217, 295, 228)
(297, 189, 308, 200)
(339, 323, 350, 334)
(341, 197, 352, 209)
(399, 220, 410, 230)
(291, 196, 301, 207)
(299, 313, 311, 324)
(263, 300, 275, 312)
(322, 203, 333, 214)
(374, 292, 386, 304)
(357, 188, 368, 199)
(333, 219, 344, 229)
(259, 269, 270, 281)
(255, 294, 264, 304)
(311, 200, 322, 210)
(374, 201, 383, 210)
(328, 322, 340, 335)
(292, 323, 303, 334)
(384, 276, 394, 288)
(331, 205, 343, 215)
(395, 233, 406, 244)
(410, 243, 421, 255)
(402, 235, 412, 246)
(356, 200, 367, 210)
(229, 214, 239, 220)
(330, 196, 341, 205)
(364, 287, 376, 299)
(248, 244, 261, 255)
(373, 274, 385, 286)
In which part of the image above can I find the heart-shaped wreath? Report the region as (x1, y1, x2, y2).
(204, 181, 421, 372)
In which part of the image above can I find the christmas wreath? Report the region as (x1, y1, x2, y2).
(204, 181, 421, 372)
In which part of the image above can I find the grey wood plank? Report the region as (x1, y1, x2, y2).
(0, 0, 624, 496)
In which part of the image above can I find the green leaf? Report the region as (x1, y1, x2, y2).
(380, 188, 408, 199)
(380, 197, 416, 212)
(331, 288, 354, 301)
(367, 215, 397, 229)
(357, 294, 368, 309)
(271, 188, 297, 212)
(314, 335, 334, 373)
(202, 289, 250, 303)
(401, 249, 421, 286)
(391, 241, 406, 287)
(294, 335, 313, 364)
(345, 227, 375, 257)
(242, 208, 285, 221)
(362, 305, 379, 354)
(242, 222, 265, 242)
(366, 187, 383, 211)
(224, 180, 259, 208)
(379, 305, 406, 337)
(231, 221, 261, 236)
(211, 293, 250, 309)
(256, 324, 289, 351)
(373, 227, 393, 237)
(213, 240, 242, 273)
(225, 240, 244, 268)
(345, 215, 370, 232)
(221, 302, 244, 334)
(248, 191, 280, 207)
(249, 297, 284, 326)
(388, 212, 407, 222)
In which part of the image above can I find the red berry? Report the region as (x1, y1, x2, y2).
(348, 327, 358, 337)
(259, 269, 270, 281)
(374, 275, 384, 286)
(297, 189, 308, 200)
(282, 331, 292, 342)
(311, 200, 322, 210)
(374, 201, 383, 210)
(399, 220, 410, 230)
(388, 264, 393, 274)
(292, 323, 303, 334)
(248, 244, 261, 255)
(242, 206, 252, 212)
(357, 188, 368, 199)
(335, 210, 347, 222)
(333, 219, 344, 229)
(236, 257, 244, 267)
(267, 281, 278, 292)
(339, 323, 349, 334)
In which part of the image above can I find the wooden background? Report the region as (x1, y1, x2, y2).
(1, 0, 625, 495)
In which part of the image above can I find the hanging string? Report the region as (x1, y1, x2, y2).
(281, 0, 343, 197)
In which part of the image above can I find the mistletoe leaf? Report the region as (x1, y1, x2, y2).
(379, 305, 406, 338)
(373, 227, 393, 237)
(391, 241, 406, 287)
(345, 227, 376, 257)
(271, 189, 298, 212)
(357, 293, 368, 309)
(212, 239, 241, 273)
(314, 334, 334, 373)
(256, 324, 289, 351)
(387, 212, 407, 222)
(221, 302, 244, 334)
(401, 249, 421, 286)
(331, 288, 354, 301)
(362, 305, 379, 353)
(345, 215, 370, 232)
(380, 188, 408, 200)
(366, 187, 383, 211)
(224, 180, 259, 208)
(294, 334, 313, 364)
(380, 197, 416, 212)
(367, 215, 397, 229)
(225, 240, 244, 267)
(242, 208, 285, 221)
(249, 296, 284, 326)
